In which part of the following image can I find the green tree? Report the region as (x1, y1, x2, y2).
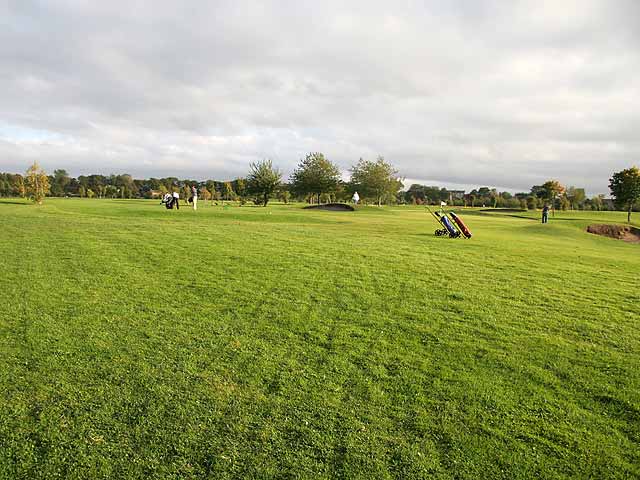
(51, 169, 71, 196)
(350, 156, 403, 206)
(566, 186, 586, 210)
(541, 180, 565, 217)
(235, 178, 246, 205)
(199, 187, 212, 201)
(246, 159, 282, 207)
(279, 190, 291, 204)
(25, 162, 50, 204)
(591, 195, 603, 211)
(205, 181, 218, 202)
(78, 186, 86, 198)
(290, 152, 341, 204)
(181, 184, 191, 200)
(104, 185, 118, 198)
(223, 182, 235, 201)
(609, 166, 640, 223)
(15, 175, 26, 197)
(235, 178, 245, 193)
(117, 174, 136, 198)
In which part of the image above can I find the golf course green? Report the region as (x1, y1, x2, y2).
(1, 198, 638, 479)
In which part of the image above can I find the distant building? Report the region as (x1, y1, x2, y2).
(448, 190, 465, 203)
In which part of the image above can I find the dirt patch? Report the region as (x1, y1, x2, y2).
(587, 224, 640, 243)
(303, 203, 355, 211)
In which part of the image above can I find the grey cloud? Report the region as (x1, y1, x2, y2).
(1, 0, 639, 194)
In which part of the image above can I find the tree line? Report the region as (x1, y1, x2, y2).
(407, 182, 604, 211)
(3, 159, 640, 222)
(0, 153, 405, 207)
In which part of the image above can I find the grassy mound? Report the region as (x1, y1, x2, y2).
(303, 203, 355, 211)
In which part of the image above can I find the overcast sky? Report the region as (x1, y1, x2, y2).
(1, 0, 639, 194)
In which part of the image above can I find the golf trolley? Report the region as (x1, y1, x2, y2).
(161, 193, 176, 209)
(426, 206, 472, 239)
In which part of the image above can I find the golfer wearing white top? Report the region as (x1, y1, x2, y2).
(191, 185, 198, 211)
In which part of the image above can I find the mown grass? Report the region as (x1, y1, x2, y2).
(0, 198, 638, 479)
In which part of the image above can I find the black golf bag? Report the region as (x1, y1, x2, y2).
(161, 193, 175, 209)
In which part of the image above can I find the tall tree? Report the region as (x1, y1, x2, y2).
(87, 175, 105, 198)
(51, 169, 71, 196)
(112, 174, 136, 198)
(566, 186, 586, 210)
(223, 182, 235, 201)
(279, 190, 291, 204)
(105, 185, 118, 198)
(609, 166, 640, 223)
(235, 178, 246, 198)
(349, 156, 403, 206)
(235, 178, 246, 205)
(246, 159, 282, 207)
(541, 180, 565, 217)
(530, 185, 546, 199)
(290, 152, 341, 204)
(181, 184, 191, 200)
(199, 187, 212, 201)
(591, 194, 604, 211)
(25, 162, 50, 204)
(205, 180, 218, 204)
(15, 175, 26, 197)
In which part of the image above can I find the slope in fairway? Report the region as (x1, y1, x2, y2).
(0, 199, 638, 479)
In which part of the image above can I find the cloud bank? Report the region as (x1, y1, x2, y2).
(1, 0, 639, 193)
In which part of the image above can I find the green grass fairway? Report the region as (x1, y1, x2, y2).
(1, 199, 638, 479)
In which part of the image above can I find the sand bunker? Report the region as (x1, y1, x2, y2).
(303, 203, 355, 211)
(587, 224, 640, 243)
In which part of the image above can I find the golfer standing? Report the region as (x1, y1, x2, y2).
(542, 204, 549, 223)
(191, 185, 198, 211)
(172, 190, 180, 210)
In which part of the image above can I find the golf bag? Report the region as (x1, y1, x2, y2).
(449, 212, 472, 239)
(437, 212, 461, 238)
(161, 193, 175, 209)
(427, 206, 461, 238)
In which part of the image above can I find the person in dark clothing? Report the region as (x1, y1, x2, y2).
(542, 204, 549, 223)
